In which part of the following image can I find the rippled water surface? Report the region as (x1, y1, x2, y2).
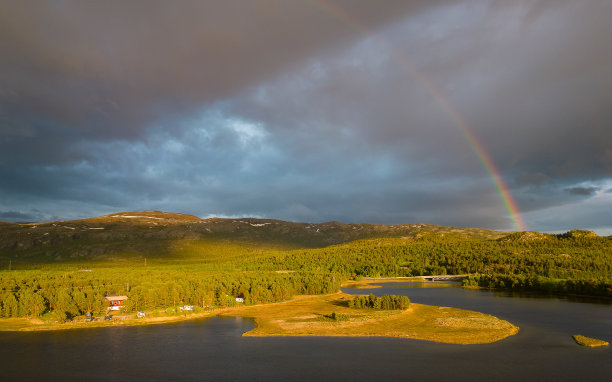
(1, 283, 610, 381)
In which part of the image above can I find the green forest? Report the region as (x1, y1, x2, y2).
(0, 229, 610, 320)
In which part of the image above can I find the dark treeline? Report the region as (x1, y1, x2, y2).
(462, 273, 612, 297)
(256, 233, 611, 296)
(261, 234, 610, 279)
(348, 294, 410, 310)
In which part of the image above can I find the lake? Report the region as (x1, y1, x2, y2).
(1, 283, 610, 381)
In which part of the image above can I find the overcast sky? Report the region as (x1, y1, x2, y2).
(1, 0, 610, 234)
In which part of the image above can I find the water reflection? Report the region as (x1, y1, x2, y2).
(488, 289, 612, 305)
(365, 281, 457, 288)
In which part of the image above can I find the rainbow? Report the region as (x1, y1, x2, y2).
(306, 0, 526, 231)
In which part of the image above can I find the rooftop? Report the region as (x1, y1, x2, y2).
(104, 295, 128, 301)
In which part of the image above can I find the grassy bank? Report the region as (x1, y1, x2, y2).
(0, 291, 519, 345)
(0, 311, 217, 332)
(342, 280, 382, 289)
(221, 292, 518, 345)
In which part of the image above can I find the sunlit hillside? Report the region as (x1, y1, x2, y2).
(0, 211, 504, 264)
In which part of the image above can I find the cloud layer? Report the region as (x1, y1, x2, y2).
(1, 1, 610, 234)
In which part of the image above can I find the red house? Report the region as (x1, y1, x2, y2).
(105, 295, 128, 310)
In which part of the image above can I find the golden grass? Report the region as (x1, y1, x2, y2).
(0, 318, 39, 331)
(343, 282, 382, 289)
(0, 311, 218, 332)
(342, 279, 418, 289)
(221, 292, 519, 344)
(572, 335, 609, 347)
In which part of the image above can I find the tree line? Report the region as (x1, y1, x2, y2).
(348, 294, 410, 310)
(462, 273, 612, 297)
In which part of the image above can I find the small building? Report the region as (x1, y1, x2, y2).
(104, 295, 128, 310)
(235, 297, 244, 303)
(179, 305, 194, 312)
(136, 311, 146, 318)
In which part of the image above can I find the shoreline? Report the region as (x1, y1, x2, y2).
(219, 292, 519, 345)
(0, 311, 220, 332)
(0, 287, 519, 345)
(0, 280, 414, 332)
(345, 279, 612, 302)
(341, 278, 459, 289)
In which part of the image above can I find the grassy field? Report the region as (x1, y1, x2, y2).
(221, 292, 518, 344)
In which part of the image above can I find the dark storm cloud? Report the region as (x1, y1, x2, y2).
(236, 0, 612, 183)
(566, 187, 600, 196)
(0, 0, 444, 164)
(0, 1, 611, 233)
(224, 1, 612, 215)
(0, 207, 57, 223)
(0, 210, 34, 222)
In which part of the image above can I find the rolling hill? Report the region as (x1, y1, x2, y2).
(0, 210, 504, 263)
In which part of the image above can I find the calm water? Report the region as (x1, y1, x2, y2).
(1, 283, 611, 381)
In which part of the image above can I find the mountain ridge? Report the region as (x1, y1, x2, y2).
(0, 210, 506, 262)
(0, 210, 600, 264)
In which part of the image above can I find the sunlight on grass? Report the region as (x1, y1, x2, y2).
(221, 292, 519, 344)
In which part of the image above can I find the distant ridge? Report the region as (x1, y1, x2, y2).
(0, 210, 597, 263)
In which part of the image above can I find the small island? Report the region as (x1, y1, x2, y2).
(572, 335, 609, 347)
(221, 292, 518, 345)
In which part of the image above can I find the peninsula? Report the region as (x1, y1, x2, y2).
(0, 288, 519, 345)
